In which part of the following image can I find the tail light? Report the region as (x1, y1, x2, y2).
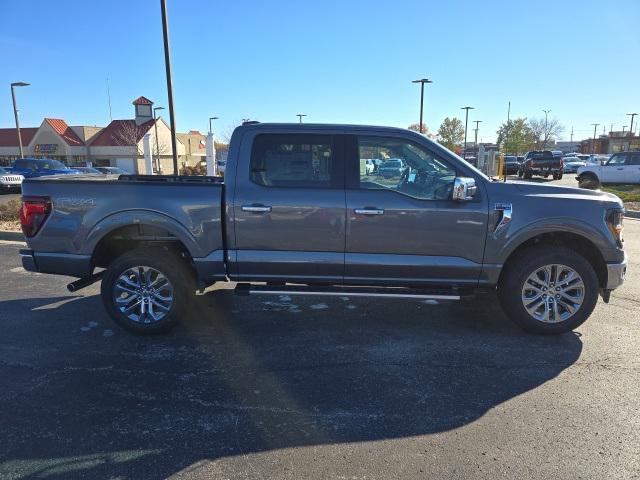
(20, 196, 52, 238)
(559, 158, 564, 168)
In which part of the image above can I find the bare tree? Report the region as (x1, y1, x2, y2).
(528, 117, 564, 149)
(408, 123, 429, 134)
(220, 119, 246, 144)
(113, 121, 170, 161)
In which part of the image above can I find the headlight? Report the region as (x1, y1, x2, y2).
(607, 208, 624, 248)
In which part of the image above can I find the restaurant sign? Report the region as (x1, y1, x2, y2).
(34, 144, 59, 154)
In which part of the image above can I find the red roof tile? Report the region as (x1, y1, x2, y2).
(132, 96, 153, 105)
(0, 127, 38, 147)
(89, 119, 156, 147)
(44, 118, 84, 146)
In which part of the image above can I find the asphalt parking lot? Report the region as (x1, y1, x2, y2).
(0, 219, 639, 480)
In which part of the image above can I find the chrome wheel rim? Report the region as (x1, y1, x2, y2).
(521, 264, 584, 323)
(113, 266, 174, 323)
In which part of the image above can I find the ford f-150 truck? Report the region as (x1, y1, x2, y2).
(517, 150, 564, 180)
(19, 123, 627, 335)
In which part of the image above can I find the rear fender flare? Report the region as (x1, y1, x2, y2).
(83, 209, 203, 258)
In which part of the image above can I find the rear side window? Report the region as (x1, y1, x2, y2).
(627, 153, 640, 166)
(250, 134, 334, 188)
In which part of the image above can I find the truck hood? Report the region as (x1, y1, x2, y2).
(490, 180, 623, 208)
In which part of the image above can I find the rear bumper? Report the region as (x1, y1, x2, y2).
(606, 254, 627, 290)
(20, 249, 92, 278)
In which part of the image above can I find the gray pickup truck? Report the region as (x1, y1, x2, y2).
(19, 123, 627, 335)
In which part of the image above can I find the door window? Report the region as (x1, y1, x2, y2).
(626, 153, 640, 166)
(606, 154, 626, 166)
(250, 134, 334, 188)
(357, 136, 456, 200)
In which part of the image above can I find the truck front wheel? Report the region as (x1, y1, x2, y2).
(101, 247, 195, 334)
(498, 246, 599, 334)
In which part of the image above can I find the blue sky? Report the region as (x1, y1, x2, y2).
(1, 0, 638, 142)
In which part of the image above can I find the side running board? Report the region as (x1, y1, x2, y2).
(234, 283, 464, 300)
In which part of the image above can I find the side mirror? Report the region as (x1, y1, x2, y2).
(452, 177, 477, 202)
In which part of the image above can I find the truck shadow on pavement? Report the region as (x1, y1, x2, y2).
(0, 291, 583, 479)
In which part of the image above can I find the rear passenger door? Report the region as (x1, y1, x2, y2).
(623, 152, 640, 183)
(231, 132, 346, 284)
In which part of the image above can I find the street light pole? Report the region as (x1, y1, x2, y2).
(460, 106, 474, 160)
(627, 113, 638, 137)
(473, 120, 482, 150)
(10, 82, 30, 159)
(542, 109, 551, 148)
(412, 78, 432, 133)
(160, 0, 179, 175)
(591, 123, 600, 154)
(296, 114, 307, 123)
(153, 106, 164, 172)
(209, 116, 219, 135)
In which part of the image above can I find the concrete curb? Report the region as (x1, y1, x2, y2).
(0, 230, 24, 242)
(626, 210, 640, 219)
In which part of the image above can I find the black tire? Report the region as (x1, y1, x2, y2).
(524, 171, 533, 179)
(578, 174, 599, 190)
(498, 246, 599, 334)
(517, 169, 523, 178)
(557, 171, 563, 180)
(101, 247, 195, 334)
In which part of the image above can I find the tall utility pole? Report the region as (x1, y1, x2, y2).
(591, 123, 600, 154)
(153, 106, 165, 172)
(473, 120, 482, 149)
(10, 82, 30, 159)
(160, 0, 179, 175)
(542, 109, 551, 148)
(208, 116, 219, 134)
(412, 78, 432, 133)
(460, 106, 474, 160)
(627, 113, 638, 136)
(296, 114, 307, 123)
(570, 126, 574, 151)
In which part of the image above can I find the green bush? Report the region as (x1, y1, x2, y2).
(602, 185, 640, 203)
(0, 199, 21, 221)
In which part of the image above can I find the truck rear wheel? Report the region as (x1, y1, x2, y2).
(101, 247, 195, 334)
(498, 246, 599, 334)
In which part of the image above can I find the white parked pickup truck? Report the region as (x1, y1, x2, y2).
(577, 151, 640, 189)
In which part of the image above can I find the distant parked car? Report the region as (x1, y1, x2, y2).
(518, 150, 563, 179)
(378, 158, 406, 178)
(562, 157, 586, 173)
(11, 158, 81, 178)
(0, 166, 23, 192)
(589, 154, 610, 165)
(94, 166, 128, 175)
(577, 151, 640, 189)
(74, 167, 104, 175)
(503, 155, 521, 175)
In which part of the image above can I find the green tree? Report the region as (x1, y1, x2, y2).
(437, 117, 464, 151)
(496, 118, 536, 154)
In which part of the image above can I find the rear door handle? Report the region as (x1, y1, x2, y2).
(241, 205, 272, 213)
(354, 208, 384, 215)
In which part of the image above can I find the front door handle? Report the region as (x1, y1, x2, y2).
(616, 167, 624, 170)
(354, 208, 384, 215)
(242, 205, 272, 213)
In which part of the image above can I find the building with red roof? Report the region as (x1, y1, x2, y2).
(0, 96, 207, 173)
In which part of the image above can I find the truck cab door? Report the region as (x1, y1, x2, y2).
(623, 152, 640, 183)
(230, 132, 346, 284)
(343, 134, 489, 286)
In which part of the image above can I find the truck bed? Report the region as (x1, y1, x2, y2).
(20, 174, 225, 280)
